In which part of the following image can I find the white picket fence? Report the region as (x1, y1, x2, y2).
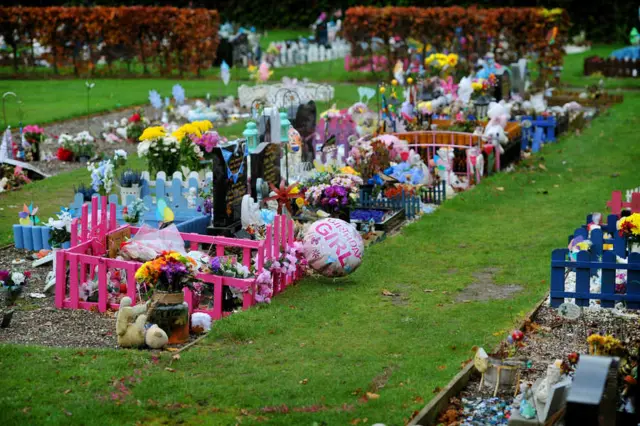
(264, 38, 351, 68)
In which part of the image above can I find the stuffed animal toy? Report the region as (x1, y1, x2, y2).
(116, 297, 149, 348)
(483, 123, 508, 154)
(467, 146, 485, 182)
(116, 297, 168, 349)
(145, 324, 169, 349)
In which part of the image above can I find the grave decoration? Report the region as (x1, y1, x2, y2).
(0, 269, 31, 306)
(57, 131, 95, 163)
(135, 251, 198, 344)
(118, 169, 144, 205)
(115, 296, 168, 349)
(0, 163, 31, 192)
(237, 78, 334, 108)
(299, 170, 362, 222)
(21, 125, 44, 161)
(302, 218, 364, 278)
(250, 142, 281, 200)
(209, 140, 248, 234)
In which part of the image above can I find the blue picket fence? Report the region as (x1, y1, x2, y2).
(13, 225, 71, 251)
(550, 250, 640, 309)
(519, 116, 557, 153)
(359, 191, 421, 220)
(420, 181, 447, 205)
(550, 213, 640, 309)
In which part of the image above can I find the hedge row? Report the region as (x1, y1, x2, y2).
(0, 6, 220, 76)
(343, 6, 570, 80)
(3, 0, 632, 45)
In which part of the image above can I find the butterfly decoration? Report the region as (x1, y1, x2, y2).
(263, 179, 303, 216)
(149, 90, 163, 110)
(156, 198, 175, 228)
(19, 203, 40, 226)
(85, 80, 95, 90)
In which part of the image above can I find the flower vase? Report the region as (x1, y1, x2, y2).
(147, 291, 189, 344)
(330, 208, 351, 223)
(120, 184, 141, 205)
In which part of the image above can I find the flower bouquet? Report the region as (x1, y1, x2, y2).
(135, 251, 198, 343)
(173, 122, 210, 171)
(125, 110, 148, 143)
(137, 126, 181, 175)
(1, 270, 31, 306)
(45, 209, 73, 249)
(618, 213, 640, 254)
(208, 256, 254, 311)
(424, 53, 459, 78)
(23, 125, 44, 161)
(58, 131, 95, 162)
(87, 160, 115, 196)
(123, 198, 148, 225)
(0, 164, 31, 193)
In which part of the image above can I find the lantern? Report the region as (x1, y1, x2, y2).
(243, 121, 258, 153)
(279, 112, 290, 143)
(473, 95, 491, 120)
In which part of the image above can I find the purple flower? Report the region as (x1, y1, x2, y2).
(334, 186, 347, 197)
(210, 256, 221, 271)
(0, 270, 8, 282)
(161, 260, 188, 284)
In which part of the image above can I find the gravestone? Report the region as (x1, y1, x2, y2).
(511, 59, 528, 95)
(294, 101, 317, 163)
(250, 142, 281, 199)
(565, 355, 619, 426)
(209, 142, 248, 234)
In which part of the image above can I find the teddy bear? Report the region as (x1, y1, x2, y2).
(116, 297, 168, 349)
(483, 123, 508, 154)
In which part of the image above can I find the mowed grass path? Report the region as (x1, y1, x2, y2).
(1, 93, 639, 424)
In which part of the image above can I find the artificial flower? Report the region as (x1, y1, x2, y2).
(139, 126, 166, 141)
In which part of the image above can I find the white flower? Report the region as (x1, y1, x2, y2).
(58, 133, 74, 145)
(120, 117, 128, 127)
(74, 131, 94, 144)
(11, 272, 25, 285)
(170, 148, 177, 153)
(116, 128, 127, 139)
(137, 140, 151, 157)
(114, 149, 127, 160)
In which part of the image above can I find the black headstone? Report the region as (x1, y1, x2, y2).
(210, 142, 248, 228)
(294, 100, 317, 163)
(250, 142, 281, 198)
(565, 355, 619, 426)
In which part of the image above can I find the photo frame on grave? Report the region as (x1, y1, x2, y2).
(210, 141, 248, 230)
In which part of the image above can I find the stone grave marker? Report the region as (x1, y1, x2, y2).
(250, 142, 281, 199)
(209, 142, 248, 233)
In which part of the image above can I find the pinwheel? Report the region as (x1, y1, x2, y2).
(263, 180, 303, 216)
(156, 198, 175, 228)
(19, 203, 40, 226)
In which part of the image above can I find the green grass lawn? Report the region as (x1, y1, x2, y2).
(561, 44, 640, 90)
(2, 92, 640, 424)
(0, 79, 374, 130)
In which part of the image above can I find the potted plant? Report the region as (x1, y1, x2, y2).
(137, 126, 181, 175)
(125, 110, 147, 143)
(123, 198, 148, 226)
(135, 252, 198, 344)
(208, 255, 253, 312)
(72, 131, 96, 163)
(303, 173, 362, 221)
(118, 169, 143, 205)
(74, 183, 95, 202)
(0, 269, 30, 306)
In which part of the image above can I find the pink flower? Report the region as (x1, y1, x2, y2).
(23, 125, 43, 134)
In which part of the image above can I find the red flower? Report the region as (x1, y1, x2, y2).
(400, 151, 410, 162)
(129, 113, 141, 123)
(24, 271, 32, 278)
(57, 147, 74, 162)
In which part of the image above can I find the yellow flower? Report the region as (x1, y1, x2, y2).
(172, 123, 202, 140)
(247, 65, 257, 73)
(471, 82, 483, 91)
(139, 126, 166, 141)
(192, 120, 213, 133)
(446, 54, 458, 67)
(340, 166, 359, 176)
(295, 197, 305, 208)
(424, 54, 436, 65)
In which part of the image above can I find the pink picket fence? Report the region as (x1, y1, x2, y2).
(55, 195, 302, 320)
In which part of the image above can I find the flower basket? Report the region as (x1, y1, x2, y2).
(148, 291, 189, 344)
(120, 184, 141, 205)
